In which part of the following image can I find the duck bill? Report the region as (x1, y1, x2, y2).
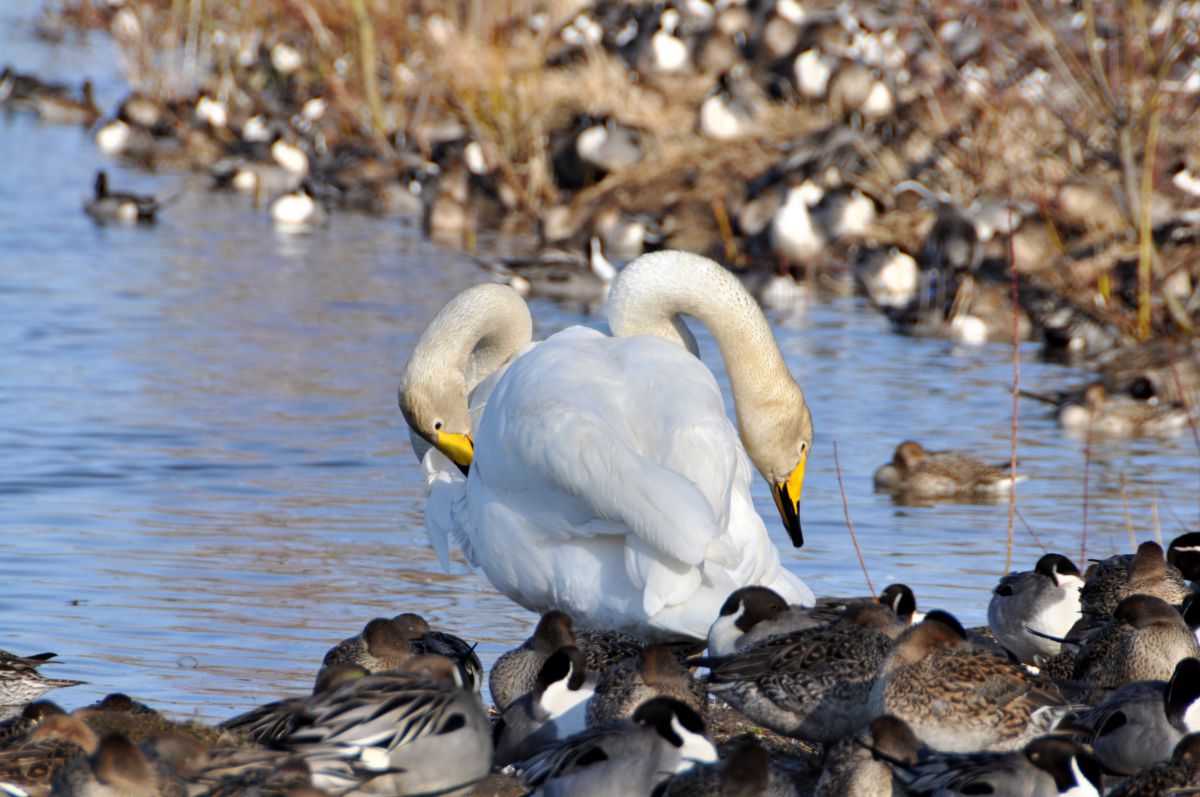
(435, 431, 474, 477)
(771, 455, 806, 547)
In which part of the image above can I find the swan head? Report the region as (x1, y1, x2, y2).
(398, 283, 533, 475)
(398, 375, 474, 475)
(762, 407, 811, 548)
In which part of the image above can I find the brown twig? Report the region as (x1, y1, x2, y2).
(1006, 205, 1020, 574)
(833, 441, 875, 598)
(1119, 474, 1136, 552)
(1081, 406, 1094, 564)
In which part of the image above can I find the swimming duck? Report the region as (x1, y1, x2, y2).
(83, 171, 162, 224)
(1057, 383, 1191, 436)
(1072, 657, 1200, 775)
(585, 645, 702, 726)
(219, 664, 368, 745)
(657, 738, 801, 796)
(399, 251, 814, 641)
(988, 553, 1084, 663)
(869, 611, 1069, 753)
(0, 651, 83, 709)
(494, 645, 595, 766)
(1071, 595, 1200, 688)
(481, 238, 617, 308)
(318, 613, 482, 693)
(890, 735, 1103, 797)
(518, 697, 718, 797)
(1106, 733, 1200, 797)
(703, 602, 903, 742)
(815, 714, 917, 797)
(32, 79, 99, 126)
(283, 655, 491, 795)
(1080, 540, 1193, 618)
(873, 441, 1022, 499)
(269, 181, 328, 231)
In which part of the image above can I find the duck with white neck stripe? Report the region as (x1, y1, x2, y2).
(988, 553, 1084, 664)
(494, 646, 597, 766)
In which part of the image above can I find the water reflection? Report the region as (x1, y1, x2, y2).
(1, 6, 1198, 721)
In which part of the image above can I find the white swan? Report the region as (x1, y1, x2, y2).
(399, 251, 814, 639)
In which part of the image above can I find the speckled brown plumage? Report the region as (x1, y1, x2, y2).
(1080, 541, 1192, 618)
(1072, 594, 1200, 688)
(869, 612, 1067, 753)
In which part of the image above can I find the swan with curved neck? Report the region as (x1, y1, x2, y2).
(398, 251, 813, 638)
(608, 250, 812, 545)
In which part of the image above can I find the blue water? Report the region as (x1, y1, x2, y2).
(1, 7, 1197, 720)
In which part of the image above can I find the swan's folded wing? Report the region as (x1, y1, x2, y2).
(520, 403, 723, 567)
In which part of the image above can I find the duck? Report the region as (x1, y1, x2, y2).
(489, 611, 648, 711)
(1057, 383, 1191, 437)
(0, 700, 65, 747)
(1106, 733, 1200, 797)
(707, 583, 917, 656)
(869, 611, 1070, 753)
(873, 441, 1023, 499)
(83, 171, 162, 224)
(1071, 595, 1200, 688)
(50, 731, 181, 797)
(987, 553, 1084, 663)
(585, 645, 702, 726)
(517, 697, 718, 797)
(32, 79, 99, 126)
(0, 651, 83, 709)
(656, 738, 801, 796)
(697, 68, 762, 140)
(890, 735, 1103, 796)
(269, 181, 328, 231)
(481, 237, 617, 308)
(398, 251, 815, 641)
(1072, 657, 1200, 775)
(815, 714, 917, 797)
(1080, 540, 1192, 618)
(219, 663, 368, 744)
(318, 613, 483, 692)
(0, 714, 98, 793)
(282, 655, 492, 796)
(494, 646, 596, 766)
(702, 602, 904, 742)
(855, 246, 920, 310)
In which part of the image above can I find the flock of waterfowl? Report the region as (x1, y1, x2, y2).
(5, 0, 1200, 794)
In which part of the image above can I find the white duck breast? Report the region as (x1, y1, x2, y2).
(988, 553, 1083, 663)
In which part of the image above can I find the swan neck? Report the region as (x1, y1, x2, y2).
(607, 251, 806, 475)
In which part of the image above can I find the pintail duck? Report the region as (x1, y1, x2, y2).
(318, 613, 482, 693)
(0, 651, 83, 710)
(518, 697, 718, 797)
(0, 67, 67, 109)
(269, 181, 329, 231)
(51, 731, 182, 797)
(32, 79, 99, 126)
(1080, 540, 1192, 618)
(1057, 383, 1191, 436)
(697, 68, 763, 141)
(494, 646, 595, 767)
(83, 171, 162, 224)
(585, 645, 703, 727)
(481, 238, 617, 308)
(855, 246, 920, 311)
(707, 584, 916, 656)
(284, 655, 491, 796)
(1106, 733, 1200, 797)
(869, 611, 1070, 753)
(1072, 657, 1200, 775)
(219, 663, 367, 745)
(889, 734, 1103, 797)
(0, 701, 65, 748)
(815, 714, 917, 797)
(550, 115, 644, 190)
(873, 441, 1023, 499)
(1071, 595, 1200, 689)
(988, 553, 1084, 664)
(703, 602, 904, 743)
(656, 738, 802, 796)
(0, 714, 97, 794)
